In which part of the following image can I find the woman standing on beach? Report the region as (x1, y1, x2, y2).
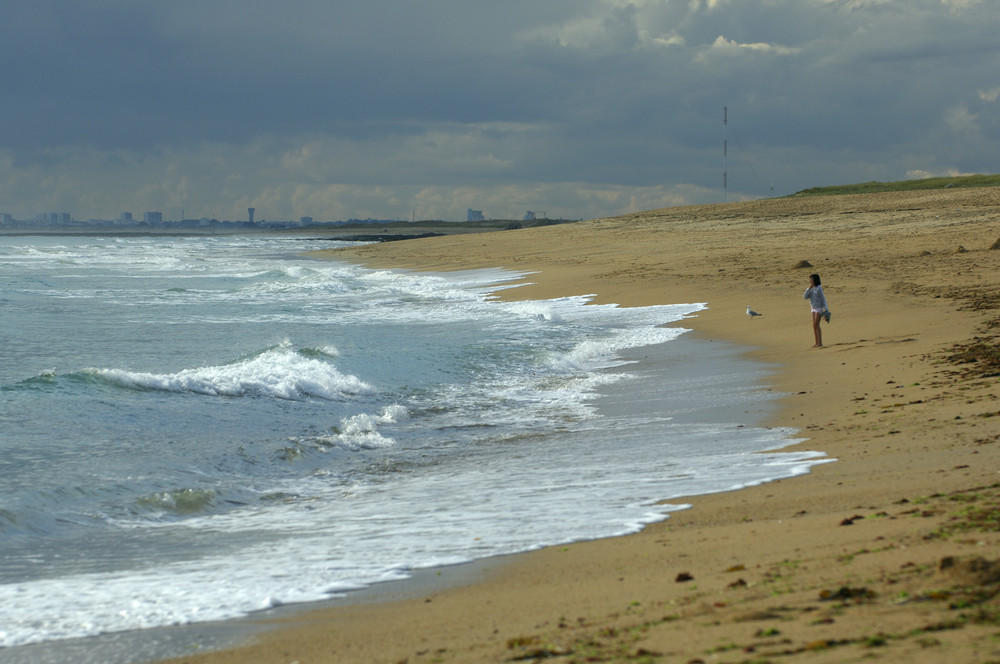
(804, 273, 830, 348)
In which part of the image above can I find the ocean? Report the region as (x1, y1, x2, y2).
(0, 234, 828, 661)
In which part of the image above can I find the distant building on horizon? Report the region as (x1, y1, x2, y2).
(34, 212, 64, 225)
(467, 208, 485, 222)
(143, 211, 163, 224)
(248, 208, 255, 224)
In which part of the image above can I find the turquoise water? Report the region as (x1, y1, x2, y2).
(0, 234, 826, 650)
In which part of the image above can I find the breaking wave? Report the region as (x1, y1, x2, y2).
(82, 346, 372, 401)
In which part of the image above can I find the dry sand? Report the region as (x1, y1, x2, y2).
(163, 187, 1000, 663)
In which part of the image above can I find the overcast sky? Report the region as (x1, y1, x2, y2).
(1, 0, 996, 222)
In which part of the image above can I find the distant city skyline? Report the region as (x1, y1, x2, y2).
(0, 207, 556, 229)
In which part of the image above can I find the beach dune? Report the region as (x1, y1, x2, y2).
(165, 187, 1000, 663)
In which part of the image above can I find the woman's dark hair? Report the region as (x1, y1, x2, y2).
(810, 273, 821, 286)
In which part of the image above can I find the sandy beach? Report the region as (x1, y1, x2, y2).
(162, 187, 1000, 663)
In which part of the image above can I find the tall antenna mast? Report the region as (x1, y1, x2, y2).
(723, 106, 728, 203)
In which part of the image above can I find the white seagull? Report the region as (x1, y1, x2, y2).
(746, 305, 762, 320)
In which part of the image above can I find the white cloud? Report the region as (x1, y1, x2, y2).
(906, 167, 979, 179)
(653, 33, 687, 47)
(941, 0, 983, 12)
(979, 87, 1000, 103)
(547, 15, 614, 49)
(693, 35, 802, 63)
(518, 0, 713, 51)
(685, 0, 729, 10)
(944, 104, 980, 134)
(817, 0, 893, 10)
(518, 1, 644, 50)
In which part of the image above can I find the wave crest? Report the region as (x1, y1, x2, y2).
(317, 405, 409, 450)
(84, 348, 372, 401)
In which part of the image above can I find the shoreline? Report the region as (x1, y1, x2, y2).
(158, 188, 1000, 662)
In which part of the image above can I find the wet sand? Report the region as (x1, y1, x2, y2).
(162, 187, 1000, 663)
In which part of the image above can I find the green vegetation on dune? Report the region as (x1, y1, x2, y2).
(791, 174, 1000, 197)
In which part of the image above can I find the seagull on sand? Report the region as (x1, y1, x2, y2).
(746, 305, 762, 320)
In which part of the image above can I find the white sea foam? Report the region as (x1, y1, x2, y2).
(85, 347, 372, 401)
(319, 405, 410, 450)
(0, 432, 829, 649)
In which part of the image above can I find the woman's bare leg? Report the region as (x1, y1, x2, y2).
(812, 312, 823, 347)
